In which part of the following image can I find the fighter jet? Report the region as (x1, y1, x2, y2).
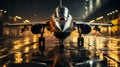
(4, 0, 114, 52)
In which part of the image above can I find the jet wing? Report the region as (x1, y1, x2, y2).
(75, 21, 114, 26)
(4, 22, 47, 26)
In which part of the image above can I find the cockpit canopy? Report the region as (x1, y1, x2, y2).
(54, 6, 69, 18)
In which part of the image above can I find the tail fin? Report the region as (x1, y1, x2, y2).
(60, 0, 62, 6)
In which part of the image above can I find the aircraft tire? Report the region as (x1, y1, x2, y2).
(39, 37, 45, 51)
(77, 37, 84, 47)
(60, 44, 64, 50)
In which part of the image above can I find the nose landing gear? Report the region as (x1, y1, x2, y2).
(59, 40, 64, 49)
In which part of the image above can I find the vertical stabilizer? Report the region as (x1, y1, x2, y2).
(60, 0, 62, 6)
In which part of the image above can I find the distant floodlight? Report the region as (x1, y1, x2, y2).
(89, 60, 93, 65)
(96, 16, 103, 20)
(0, 9, 3, 12)
(4, 11, 7, 13)
(96, 0, 101, 8)
(115, 10, 118, 12)
(90, 20, 95, 23)
(24, 20, 30, 23)
(89, 0, 93, 13)
(107, 13, 110, 16)
(15, 16, 22, 19)
(112, 11, 115, 14)
(110, 12, 112, 15)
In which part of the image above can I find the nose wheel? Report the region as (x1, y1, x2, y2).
(60, 44, 64, 50)
(59, 40, 64, 50)
(39, 37, 45, 51)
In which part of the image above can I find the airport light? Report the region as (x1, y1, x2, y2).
(89, 0, 93, 13)
(96, 16, 103, 20)
(24, 20, 30, 23)
(107, 13, 110, 16)
(0, 9, 7, 19)
(25, 20, 30, 22)
(96, 0, 101, 8)
(4, 11, 7, 13)
(115, 10, 118, 12)
(85, 6, 88, 10)
(89, 60, 93, 67)
(15, 16, 22, 20)
(15, 16, 18, 17)
(90, 20, 95, 23)
(106, 10, 119, 21)
(96, 18, 99, 20)
(110, 12, 112, 15)
(112, 11, 115, 14)
(107, 10, 119, 16)
(0, 9, 3, 12)
(0, 9, 7, 14)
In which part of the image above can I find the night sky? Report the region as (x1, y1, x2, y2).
(0, 0, 86, 21)
(0, 0, 119, 21)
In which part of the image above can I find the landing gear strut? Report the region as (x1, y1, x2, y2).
(59, 40, 65, 53)
(59, 40, 64, 50)
(39, 37, 45, 54)
(77, 36, 84, 47)
(77, 26, 84, 48)
(38, 27, 45, 55)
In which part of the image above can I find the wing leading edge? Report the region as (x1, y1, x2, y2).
(75, 21, 114, 26)
(4, 21, 48, 26)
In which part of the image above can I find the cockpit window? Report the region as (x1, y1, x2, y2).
(54, 6, 69, 18)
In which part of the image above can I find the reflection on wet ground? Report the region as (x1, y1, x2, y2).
(0, 34, 120, 67)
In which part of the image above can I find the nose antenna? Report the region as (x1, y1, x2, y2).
(60, 0, 62, 7)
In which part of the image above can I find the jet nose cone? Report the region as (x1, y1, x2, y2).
(55, 21, 65, 32)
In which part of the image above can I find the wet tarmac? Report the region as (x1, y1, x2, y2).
(0, 29, 120, 67)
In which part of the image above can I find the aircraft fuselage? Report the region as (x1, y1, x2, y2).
(49, 6, 74, 40)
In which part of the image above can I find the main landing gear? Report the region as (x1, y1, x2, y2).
(38, 27, 45, 55)
(39, 37, 45, 55)
(77, 37, 84, 48)
(77, 26, 84, 48)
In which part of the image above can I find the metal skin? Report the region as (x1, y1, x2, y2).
(49, 6, 75, 40)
